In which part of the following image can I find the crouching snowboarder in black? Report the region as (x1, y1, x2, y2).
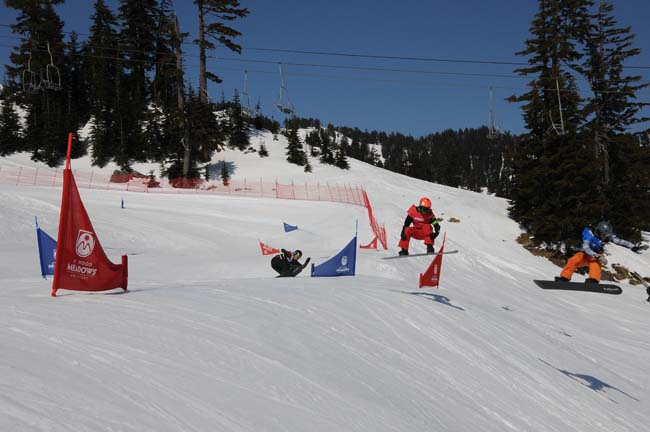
(271, 249, 310, 277)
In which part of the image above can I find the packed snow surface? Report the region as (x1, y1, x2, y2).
(1, 131, 649, 432)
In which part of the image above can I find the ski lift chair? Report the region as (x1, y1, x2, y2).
(487, 127, 500, 140)
(22, 52, 41, 94)
(546, 80, 565, 136)
(547, 111, 565, 136)
(45, 43, 61, 91)
(275, 63, 296, 116)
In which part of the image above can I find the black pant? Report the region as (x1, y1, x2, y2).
(271, 255, 289, 274)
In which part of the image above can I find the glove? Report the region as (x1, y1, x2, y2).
(597, 255, 608, 266)
(302, 257, 311, 268)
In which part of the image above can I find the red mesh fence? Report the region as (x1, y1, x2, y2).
(0, 165, 366, 207)
(0, 166, 387, 244)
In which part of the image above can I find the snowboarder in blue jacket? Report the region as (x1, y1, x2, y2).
(556, 221, 647, 284)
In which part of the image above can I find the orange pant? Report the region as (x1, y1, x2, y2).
(560, 252, 602, 281)
(398, 225, 434, 250)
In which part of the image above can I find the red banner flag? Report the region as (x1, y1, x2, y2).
(419, 233, 447, 288)
(51, 134, 128, 297)
(260, 241, 280, 256)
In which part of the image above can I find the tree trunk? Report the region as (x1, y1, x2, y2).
(197, 0, 207, 104)
(173, 13, 191, 179)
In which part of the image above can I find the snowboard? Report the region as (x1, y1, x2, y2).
(381, 250, 459, 260)
(276, 268, 302, 278)
(533, 279, 622, 295)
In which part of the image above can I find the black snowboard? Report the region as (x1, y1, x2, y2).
(276, 267, 303, 278)
(382, 250, 459, 260)
(534, 279, 622, 295)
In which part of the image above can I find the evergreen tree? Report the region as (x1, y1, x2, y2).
(0, 86, 23, 155)
(116, 0, 160, 168)
(258, 142, 269, 157)
(186, 88, 223, 164)
(304, 160, 312, 173)
(228, 90, 249, 150)
(305, 129, 321, 156)
(220, 160, 230, 185)
(571, 1, 650, 238)
(252, 98, 264, 129)
(349, 138, 361, 159)
(508, 0, 591, 241)
(605, 134, 650, 241)
(319, 128, 335, 164)
(63, 32, 89, 158)
(194, 0, 249, 103)
(285, 125, 306, 166)
(84, 0, 120, 166)
(334, 147, 350, 170)
(148, 4, 187, 166)
(151, 0, 179, 107)
(575, 0, 649, 186)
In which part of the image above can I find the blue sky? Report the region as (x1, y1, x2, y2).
(1, 0, 649, 137)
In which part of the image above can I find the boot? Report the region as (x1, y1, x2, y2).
(585, 278, 599, 284)
(426, 244, 435, 254)
(555, 276, 569, 282)
(398, 248, 409, 256)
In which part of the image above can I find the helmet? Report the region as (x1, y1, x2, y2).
(419, 197, 431, 209)
(596, 221, 613, 239)
(292, 250, 303, 260)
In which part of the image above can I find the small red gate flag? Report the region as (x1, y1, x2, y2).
(51, 133, 128, 297)
(419, 232, 447, 288)
(260, 240, 280, 256)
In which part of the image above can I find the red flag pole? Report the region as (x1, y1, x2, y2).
(64, 132, 72, 170)
(51, 133, 74, 297)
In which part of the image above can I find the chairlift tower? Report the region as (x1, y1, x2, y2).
(487, 86, 500, 140)
(241, 70, 253, 117)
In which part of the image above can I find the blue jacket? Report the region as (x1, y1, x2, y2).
(581, 226, 634, 257)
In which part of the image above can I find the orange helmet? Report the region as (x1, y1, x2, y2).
(419, 197, 431, 209)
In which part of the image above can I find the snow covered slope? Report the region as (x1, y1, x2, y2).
(1, 131, 649, 432)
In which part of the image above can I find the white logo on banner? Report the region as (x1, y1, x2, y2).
(336, 255, 351, 273)
(76, 230, 96, 257)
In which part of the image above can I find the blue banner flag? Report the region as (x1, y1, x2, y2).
(311, 236, 357, 277)
(35, 217, 57, 279)
(283, 222, 298, 232)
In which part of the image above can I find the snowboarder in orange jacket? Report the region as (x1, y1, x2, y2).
(398, 197, 441, 256)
